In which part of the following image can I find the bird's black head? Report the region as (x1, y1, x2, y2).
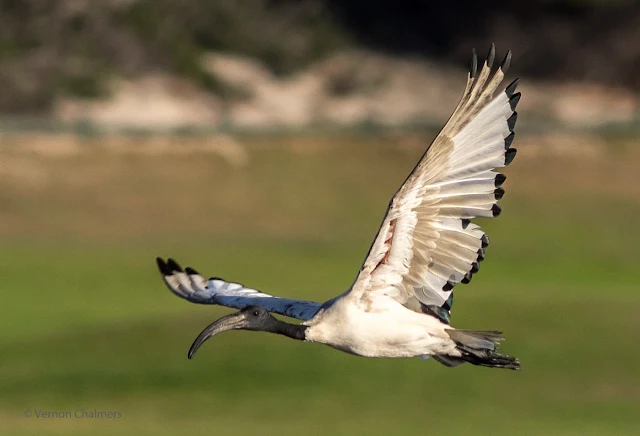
(187, 306, 285, 359)
(238, 306, 277, 330)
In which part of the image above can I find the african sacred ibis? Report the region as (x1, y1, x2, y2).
(157, 45, 521, 370)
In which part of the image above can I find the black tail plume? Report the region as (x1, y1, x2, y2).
(437, 329, 521, 370)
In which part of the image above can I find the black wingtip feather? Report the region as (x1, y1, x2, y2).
(156, 257, 172, 275)
(504, 132, 515, 150)
(505, 148, 517, 166)
(443, 281, 455, 292)
(507, 112, 518, 131)
(477, 248, 485, 262)
(481, 234, 490, 247)
(470, 49, 478, 78)
(491, 204, 502, 217)
(494, 187, 505, 200)
(505, 78, 519, 97)
(480, 235, 489, 248)
(486, 43, 496, 68)
(443, 294, 454, 311)
(185, 267, 199, 275)
(495, 173, 507, 187)
(462, 260, 480, 284)
(509, 92, 521, 111)
(167, 258, 183, 273)
(500, 51, 512, 74)
(471, 262, 480, 274)
(462, 269, 476, 284)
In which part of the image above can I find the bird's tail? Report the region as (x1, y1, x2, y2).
(434, 329, 520, 370)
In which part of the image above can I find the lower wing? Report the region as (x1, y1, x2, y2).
(156, 258, 321, 321)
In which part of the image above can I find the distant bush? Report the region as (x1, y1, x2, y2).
(0, 0, 349, 114)
(0, 0, 638, 115)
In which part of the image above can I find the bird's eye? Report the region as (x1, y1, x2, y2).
(252, 310, 259, 316)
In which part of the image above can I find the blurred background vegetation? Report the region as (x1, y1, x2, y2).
(0, 1, 639, 435)
(1, 0, 639, 120)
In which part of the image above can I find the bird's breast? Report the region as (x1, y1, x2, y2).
(305, 299, 455, 358)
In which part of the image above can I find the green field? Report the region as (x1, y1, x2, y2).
(1, 133, 638, 435)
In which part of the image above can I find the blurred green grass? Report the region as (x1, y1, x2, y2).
(0, 134, 638, 435)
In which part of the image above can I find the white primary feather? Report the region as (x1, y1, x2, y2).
(345, 45, 520, 317)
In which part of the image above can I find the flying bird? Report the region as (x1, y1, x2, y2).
(157, 45, 521, 370)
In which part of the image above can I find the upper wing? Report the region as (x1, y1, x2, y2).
(156, 258, 321, 321)
(347, 45, 520, 321)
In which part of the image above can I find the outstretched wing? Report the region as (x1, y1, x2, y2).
(156, 258, 321, 321)
(347, 45, 520, 322)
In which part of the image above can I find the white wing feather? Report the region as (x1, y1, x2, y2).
(347, 46, 520, 317)
(157, 258, 321, 321)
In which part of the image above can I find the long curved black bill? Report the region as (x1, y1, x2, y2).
(188, 312, 247, 359)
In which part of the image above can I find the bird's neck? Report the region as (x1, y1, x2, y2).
(273, 321, 307, 341)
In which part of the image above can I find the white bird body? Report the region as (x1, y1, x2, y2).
(156, 45, 522, 370)
(305, 295, 457, 358)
